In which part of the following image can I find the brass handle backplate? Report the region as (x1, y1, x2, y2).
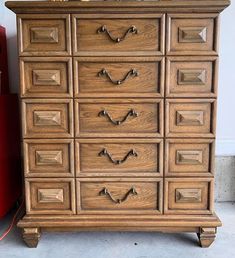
(98, 68, 139, 85)
(97, 25, 138, 43)
(99, 187, 138, 204)
(98, 109, 138, 125)
(98, 148, 138, 165)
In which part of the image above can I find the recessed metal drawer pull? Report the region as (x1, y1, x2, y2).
(99, 187, 138, 204)
(98, 109, 138, 125)
(97, 25, 138, 43)
(98, 148, 138, 165)
(98, 68, 139, 85)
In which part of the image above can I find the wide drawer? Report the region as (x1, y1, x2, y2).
(165, 139, 214, 177)
(77, 178, 162, 214)
(24, 139, 74, 177)
(165, 99, 216, 138)
(18, 14, 71, 56)
(167, 14, 218, 55)
(25, 178, 76, 215)
(75, 139, 163, 176)
(166, 56, 218, 97)
(75, 99, 163, 138)
(22, 99, 73, 138)
(164, 178, 213, 215)
(74, 57, 164, 98)
(72, 14, 164, 55)
(20, 57, 73, 98)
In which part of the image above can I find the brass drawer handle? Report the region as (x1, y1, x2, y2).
(99, 187, 138, 204)
(98, 148, 138, 165)
(98, 109, 138, 125)
(97, 25, 138, 43)
(98, 68, 139, 85)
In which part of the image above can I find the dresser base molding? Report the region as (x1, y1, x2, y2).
(18, 214, 221, 248)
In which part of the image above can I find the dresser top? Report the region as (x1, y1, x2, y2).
(6, 0, 230, 14)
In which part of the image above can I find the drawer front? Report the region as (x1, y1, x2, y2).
(165, 139, 214, 177)
(166, 57, 218, 97)
(20, 57, 73, 98)
(18, 14, 71, 56)
(22, 99, 73, 138)
(26, 179, 75, 215)
(75, 99, 163, 138)
(24, 139, 74, 177)
(164, 178, 213, 214)
(73, 15, 164, 55)
(74, 57, 164, 98)
(166, 99, 216, 138)
(75, 139, 163, 176)
(77, 178, 162, 213)
(167, 14, 218, 55)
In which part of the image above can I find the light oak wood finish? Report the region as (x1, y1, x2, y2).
(5, 0, 230, 248)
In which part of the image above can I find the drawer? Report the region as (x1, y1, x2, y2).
(25, 178, 75, 215)
(166, 57, 218, 97)
(24, 139, 74, 177)
(72, 14, 164, 55)
(22, 99, 73, 138)
(166, 99, 216, 138)
(74, 57, 164, 98)
(167, 14, 218, 55)
(164, 178, 213, 214)
(18, 14, 71, 56)
(75, 139, 163, 176)
(77, 178, 162, 214)
(75, 99, 163, 138)
(20, 57, 73, 98)
(165, 139, 215, 177)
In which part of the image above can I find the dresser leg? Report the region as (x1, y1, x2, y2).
(197, 227, 216, 248)
(22, 227, 41, 248)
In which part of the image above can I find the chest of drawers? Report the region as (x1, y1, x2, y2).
(6, 0, 230, 248)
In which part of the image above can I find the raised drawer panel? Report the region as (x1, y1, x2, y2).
(164, 178, 213, 214)
(77, 178, 162, 214)
(18, 14, 71, 56)
(167, 14, 218, 55)
(72, 14, 164, 55)
(74, 57, 164, 98)
(25, 178, 76, 215)
(75, 139, 163, 176)
(24, 139, 74, 177)
(20, 57, 73, 98)
(165, 139, 215, 177)
(22, 99, 73, 138)
(166, 99, 216, 138)
(75, 99, 163, 138)
(166, 57, 218, 97)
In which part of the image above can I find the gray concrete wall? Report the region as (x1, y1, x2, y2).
(215, 156, 235, 202)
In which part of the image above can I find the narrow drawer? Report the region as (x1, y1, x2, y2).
(165, 139, 215, 177)
(77, 178, 162, 214)
(25, 178, 75, 215)
(75, 99, 163, 138)
(22, 99, 73, 138)
(74, 57, 164, 98)
(72, 14, 164, 55)
(18, 14, 71, 56)
(166, 56, 218, 97)
(165, 99, 216, 138)
(164, 178, 213, 214)
(75, 139, 163, 176)
(24, 139, 74, 177)
(167, 14, 218, 55)
(20, 57, 73, 98)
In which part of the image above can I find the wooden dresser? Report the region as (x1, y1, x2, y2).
(6, 0, 230, 248)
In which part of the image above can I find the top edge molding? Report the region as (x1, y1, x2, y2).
(5, 1, 231, 14)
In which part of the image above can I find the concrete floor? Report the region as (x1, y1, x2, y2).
(0, 202, 234, 258)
